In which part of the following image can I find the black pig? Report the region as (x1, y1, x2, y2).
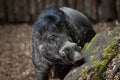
(32, 7, 96, 80)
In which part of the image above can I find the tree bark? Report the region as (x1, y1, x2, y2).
(30, 0, 37, 22)
(6, 0, 15, 23)
(68, 0, 77, 9)
(64, 26, 120, 80)
(0, 0, 6, 22)
(117, 0, 120, 22)
(101, 0, 117, 21)
(76, 0, 84, 12)
(14, 0, 24, 22)
(84, 0, 98, 21)
(36, 0, 46, 14)
(23, 0, 31, 22)
(58, 0, 69, 7)
(46, 0, 58, 8)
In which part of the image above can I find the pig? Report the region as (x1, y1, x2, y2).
(32, 7, 96, 80)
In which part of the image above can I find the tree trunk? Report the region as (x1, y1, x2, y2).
(64, 26, 120, 80)
(14, 0, 24, 22)
(84, 0, 98, 21)
(58, 0, 69, 7)
(30, 0, 37, 22)
(117, 0, 120, 22)
(46, 0, 58, 8)
(36, 0, 46, 14)
(23, 0, 31, 22)
(76, 0, 84, 12)
(68, 0, 77, 9)
(6, 0, 15, 23)
(0, 0, 6, 22)
(101, 0, 117, 21)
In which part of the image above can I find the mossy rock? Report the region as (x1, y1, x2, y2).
(64, 26, 120, 80)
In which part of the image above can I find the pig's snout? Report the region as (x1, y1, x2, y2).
(72, 51, 84, 65)
(59, 41, 84, 65)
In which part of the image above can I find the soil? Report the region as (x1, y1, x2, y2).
(0, 21, 119, 80)
(0, 24, 35, 80)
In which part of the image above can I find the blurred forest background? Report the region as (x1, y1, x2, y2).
(0, 0, 120, 80)
(0, 0, 120, 23)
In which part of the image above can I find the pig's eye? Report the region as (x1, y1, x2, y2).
(48, 35, 56, 42)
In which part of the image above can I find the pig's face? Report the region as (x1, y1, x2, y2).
(32, 7, 84, 65)
(35, 23, 83, 65)
(38, 34, 83, 65)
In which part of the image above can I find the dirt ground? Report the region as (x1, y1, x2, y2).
(0, 24, 35, 80)
(0, 22, 119, 80)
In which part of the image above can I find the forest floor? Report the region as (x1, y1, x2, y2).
(0, 21, 119, 80)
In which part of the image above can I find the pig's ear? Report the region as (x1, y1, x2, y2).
(62, 14, 78, 42)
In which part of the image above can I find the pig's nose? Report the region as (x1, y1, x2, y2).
(72, 51, 84, 65)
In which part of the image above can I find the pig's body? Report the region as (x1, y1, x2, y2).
(32, 7, 95, 80)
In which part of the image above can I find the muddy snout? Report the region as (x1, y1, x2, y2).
(59, 41, 84, 65)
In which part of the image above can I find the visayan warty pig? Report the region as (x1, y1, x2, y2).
(32, 7, 96, 80)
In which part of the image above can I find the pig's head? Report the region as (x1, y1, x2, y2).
(32, 7, 84, 65)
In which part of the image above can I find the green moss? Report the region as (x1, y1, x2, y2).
(90, 55, 95, 61)
(92, 59, 108, 69)
(79, 66, 89, 78)
(91, 47, 100, 54)
(91, 37, 119, 79)
(78, 27, 120, 79)
(103, 38, 118, 59)
(93, 38, 119, 71)
(81, 34, 98, 53)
